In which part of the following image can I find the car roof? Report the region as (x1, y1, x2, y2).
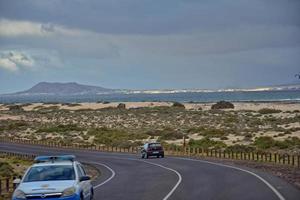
(147, 142, 161, 144)
(31, 161, 77, 167)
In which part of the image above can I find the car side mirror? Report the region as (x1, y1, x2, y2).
(13, 178, 21, 185)
(79, 176, 91, 182)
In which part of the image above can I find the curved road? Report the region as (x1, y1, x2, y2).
(1, 142, 299, 200)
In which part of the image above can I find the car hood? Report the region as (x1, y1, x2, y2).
(18, 180, 76, 194)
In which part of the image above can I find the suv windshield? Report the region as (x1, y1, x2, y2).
(23, 165, 75, 182)
(149, 143, 162, 148)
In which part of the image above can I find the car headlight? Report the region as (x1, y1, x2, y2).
(13, 189, 26, 199)
(62, 186, 76, 197)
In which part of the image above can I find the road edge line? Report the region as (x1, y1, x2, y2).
(87, 162, 116, 189)
(140, 160, 182, 200)
(173, 157, 285, 200)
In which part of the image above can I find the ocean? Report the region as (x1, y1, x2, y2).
(0, 90, 300, 104)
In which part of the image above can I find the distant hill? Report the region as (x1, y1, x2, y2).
(3, 82, 300, 96)
(13, 82, 116, 95)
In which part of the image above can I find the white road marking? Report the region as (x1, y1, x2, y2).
(173, 157, 285, 200)
(141, 160, 182, 200)
(104, 156, 182, 200)
(87, 162, 116, 189)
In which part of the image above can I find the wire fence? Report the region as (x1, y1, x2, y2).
(0, 137, 299, 168)
(0, 151, 35, 200)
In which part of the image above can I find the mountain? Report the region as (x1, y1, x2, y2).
(14, 82, 116, 95)
(4, 82, 300, 96)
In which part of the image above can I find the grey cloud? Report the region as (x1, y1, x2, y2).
(1, 0, 299, 35)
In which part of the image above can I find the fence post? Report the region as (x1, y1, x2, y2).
(6, 178, 9, 192)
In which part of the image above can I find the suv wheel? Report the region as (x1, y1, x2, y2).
(90, 188, 94, 200)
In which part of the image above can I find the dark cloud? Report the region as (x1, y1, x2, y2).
(0, 0, 299, 92)
(1, 0, 299, 35)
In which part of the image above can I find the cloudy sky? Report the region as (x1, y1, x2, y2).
(0, 0, 299, 93)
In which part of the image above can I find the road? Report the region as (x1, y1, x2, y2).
(1, 142, 299, 200)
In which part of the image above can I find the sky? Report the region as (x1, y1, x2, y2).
(0, 0, 300, 93)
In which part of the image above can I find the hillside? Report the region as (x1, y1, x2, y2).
(14, 82, 115, 95)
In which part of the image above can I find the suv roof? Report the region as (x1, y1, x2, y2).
(32, 161, 75, 167)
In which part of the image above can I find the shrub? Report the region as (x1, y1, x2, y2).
(198, 128, 226, 138)
(187, 127, 205, 134)
(188, 138, 226, 149)
(172, 102, 185, 109)
(211, 101, 234, 110)
(258, 108, 282, 114)
(254, 136, 275, 149)
(87, 127, 147, 146)
(36, 124, 84, 133)
(0, 162, 15, 177)
(66, 103, 81, 107)
(220, 136, 228, 140)
(275, 137, 300, 149)
(117, 103, 126, 109)
(147, 128, 184, 140)
(226, 144, 255, 152)
(8, 105, 24, 111)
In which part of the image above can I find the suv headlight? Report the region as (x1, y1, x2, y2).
(13, 189, 26, 199)
(62, 186, 76, 197)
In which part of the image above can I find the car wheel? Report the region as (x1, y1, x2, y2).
(90, 188, 94, 200)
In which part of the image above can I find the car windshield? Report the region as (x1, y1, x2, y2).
(23, 165, 75, 182)
(149, 143, 162, 148)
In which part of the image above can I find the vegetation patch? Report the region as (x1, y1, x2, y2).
(172, 102, 185, 109)
(146, 128, 184, 140)
(36, 124, 84, 133)
(254, 136, 300, 149)
(258, 108, 282, 114)
(188, 138, 227, 149)
(87, 127, 147, 147)
(211, 101, 234, 110)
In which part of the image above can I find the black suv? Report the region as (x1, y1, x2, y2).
(141, 142, 164, 158)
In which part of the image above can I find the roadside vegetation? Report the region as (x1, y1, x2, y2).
(0, 103, 299, 153)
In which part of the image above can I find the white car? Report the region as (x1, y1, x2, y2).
(12, 155, 94, 200)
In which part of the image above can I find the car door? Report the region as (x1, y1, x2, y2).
(76, 164, 89, 199)
(78, 164, 91, 199)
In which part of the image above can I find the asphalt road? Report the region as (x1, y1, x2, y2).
(1, 142, 299, 200)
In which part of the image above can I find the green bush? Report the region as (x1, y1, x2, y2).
(211, 101, 234, 110)
(146, 128, 184, 140)
(258, 108, 282, 114)
(172, 102, 185, 109)
(198, 128, 226, 138)
(254, 136, 276, 149)
(0, 162, 15, 177)
(87, 127, 147, 147)
(226, 144, 255, 152)
(186, 127, 205, 133)
(36, 124, 84, 133)
(188, 137, 226, 149)
(254, 136, 300, 149)
(8, 105, 24, 111)
(117, 103, 126, 109)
